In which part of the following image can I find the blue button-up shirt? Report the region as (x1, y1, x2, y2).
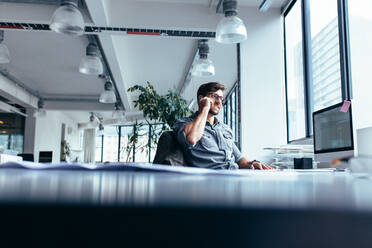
(173, 112, 243, 170)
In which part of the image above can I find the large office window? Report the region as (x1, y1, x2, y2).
(284, 0, 306, 141)
(0, 113, 25, 153)
(96, 123, 163, 163)
(309, 0, 342, 112)
(284, 0, 350, 142)
(223, 83, 240, 148)
(119, 125, 133, 162)
(95, 135, 103, 163)
(102, 126, 119, 162)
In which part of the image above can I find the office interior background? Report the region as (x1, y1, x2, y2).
(0, 0, 371, 165)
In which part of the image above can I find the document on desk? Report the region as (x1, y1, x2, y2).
(0, 161, 319, 177)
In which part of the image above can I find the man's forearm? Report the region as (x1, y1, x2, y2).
(184, 108, 209, 145)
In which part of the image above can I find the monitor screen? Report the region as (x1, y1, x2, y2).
(313, 102, 353, 154)
(39, 151, 53, 163)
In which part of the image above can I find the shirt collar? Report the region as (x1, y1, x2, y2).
(191, 111, 220, 126)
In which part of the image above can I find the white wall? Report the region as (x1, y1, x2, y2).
(34, 111, 80, 163)
(239, 7, 287, 160)
(348, 17, 372, 130)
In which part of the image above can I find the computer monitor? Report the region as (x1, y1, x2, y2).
(39, 151, 53, 163)
(313, 102, 354, 168)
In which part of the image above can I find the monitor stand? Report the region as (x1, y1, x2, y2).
(314, 150, 354, 168)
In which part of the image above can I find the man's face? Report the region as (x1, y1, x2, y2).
(206, 89, 224, 115)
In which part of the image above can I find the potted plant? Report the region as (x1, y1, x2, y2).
(61, 140, 71, 162)
(124, 82, 193, 162)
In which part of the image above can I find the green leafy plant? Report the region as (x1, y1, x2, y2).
(61, 140, 71, 162)
(123, 82, 193, 162)
(128, 82, 192, 128)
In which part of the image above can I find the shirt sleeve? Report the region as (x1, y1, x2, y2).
(172, 119, 195, 150)
(232, 142, 243, 163)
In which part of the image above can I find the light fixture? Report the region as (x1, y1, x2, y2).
(0, 31, 10, 64)
(97, 123, 104, 136)
(89, 112, 95, 122)
(259, 0, 273, 12)
(192, 40, 215, 77)
(99, 81, 117, 104)
(79, 43, 103, 75)
(33, 99, 47, 118)
(216, 0, 247, 44)
(112, 102, 126, 121)
(50, 0, 85, 36)
(0, 121, 3, 124)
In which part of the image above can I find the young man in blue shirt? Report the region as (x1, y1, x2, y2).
(173, 82, 272, 170)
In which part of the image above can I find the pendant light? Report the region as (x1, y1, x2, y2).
(99, 81, 117, 104)
(216, 0, 247, 44)
(33, 99, 47, 118)
(112, 102, 126, 121)
(97, 123, 104, 136)
(79, 43, 103, 75)
(0, 31, 10, 64)
(50, 0, 85, 36)
(192, 40, 215, 77)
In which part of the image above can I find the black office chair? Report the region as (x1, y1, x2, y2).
(153, 131, 185, 166)
(18, 153, 34, 162)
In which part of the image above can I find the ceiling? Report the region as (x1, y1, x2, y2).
(0, 0, 288, 125)
(121, 0, 285, 8)
(2, 30, 104, 97)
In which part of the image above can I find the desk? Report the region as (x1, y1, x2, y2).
(0, 168, 371, 247)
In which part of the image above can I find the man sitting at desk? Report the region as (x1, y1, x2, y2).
(173, 82, 272, 170)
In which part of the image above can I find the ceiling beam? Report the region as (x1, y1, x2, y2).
(178, 41, 199, 95)
(44, 100, 115, 111)
(0, 70, 39, 109)
(84, 0, 132, 112)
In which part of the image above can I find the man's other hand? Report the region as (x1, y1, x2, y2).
(249, 161, 274, 170)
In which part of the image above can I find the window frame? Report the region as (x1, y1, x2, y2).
(283, 0, 352, 143)
(97, 123, 164, 163)
(223, 81, 241, 149)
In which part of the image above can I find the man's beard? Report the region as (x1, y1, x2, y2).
(209, 108, 220, 116)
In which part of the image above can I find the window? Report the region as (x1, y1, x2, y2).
(135, 124, 149, 162)
(98, 123, 163, 163)
(309, 0, 342, 112)
(284, 0, 306, 141)
(95, 135, 103, 163)
(284, 0, 350, 142)
(223, 83, 240, 148)
(0, 113, 25, 153)
(119, 125, 133, 162)
(102, 126, 119, 162)
(149, 124, 164, 162)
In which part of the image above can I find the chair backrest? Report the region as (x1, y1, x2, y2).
(153, 131, 184, 166)
(19, 153, 34, 162)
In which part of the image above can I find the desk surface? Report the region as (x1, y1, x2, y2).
(0, 168, 371, 212)
(1, 168, 372, 248)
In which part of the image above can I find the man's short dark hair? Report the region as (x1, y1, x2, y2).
(197, 82, 226, 101)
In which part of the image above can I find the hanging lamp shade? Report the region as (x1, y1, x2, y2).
(192, 58, 215, 77)
(79, 43, 103, 75)
(50, 0, 85, 36)
(215, 0, 247, 44)
(33, 99, 47, 118)
(99, 81, 117, 104)
(191, 40, 215, 77)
